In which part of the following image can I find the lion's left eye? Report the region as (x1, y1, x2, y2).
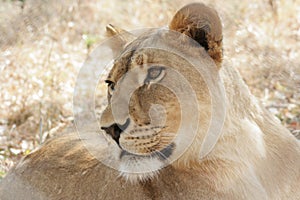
(145, 66, 165, 84)
(105, 80, 115, 95)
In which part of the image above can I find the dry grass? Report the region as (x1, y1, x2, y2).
(0, 0, 299, 178)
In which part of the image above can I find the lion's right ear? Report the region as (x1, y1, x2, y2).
(169, 3, 223, 68)
(105, 24, 136, 55)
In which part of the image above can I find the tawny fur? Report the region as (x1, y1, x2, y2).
(0, 3, 299, 200)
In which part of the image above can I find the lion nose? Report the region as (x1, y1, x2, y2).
(101, 118, 130, 145)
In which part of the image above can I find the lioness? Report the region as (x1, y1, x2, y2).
(0, 3, 299, 200)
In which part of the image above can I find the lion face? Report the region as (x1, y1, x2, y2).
(100, 3, 223, 182)
(100, 44, 185, 181)
(102, 48, 181, 155)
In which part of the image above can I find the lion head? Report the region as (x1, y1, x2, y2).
(99, 3, 224, 182)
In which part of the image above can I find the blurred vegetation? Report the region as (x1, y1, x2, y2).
(0, 0, 299, 178)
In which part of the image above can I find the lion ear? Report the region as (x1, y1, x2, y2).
(106, 24, 132, 38)
(169, 3, 223, 68)
(105, 24, 136, 57)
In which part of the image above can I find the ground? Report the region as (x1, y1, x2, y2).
(0, 0, 299, 178)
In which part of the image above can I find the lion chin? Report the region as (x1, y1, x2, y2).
(118, 143, 176, 183)
(119, 158, 161, 183)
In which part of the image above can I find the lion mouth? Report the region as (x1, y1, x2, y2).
(119, 142, 175, 160)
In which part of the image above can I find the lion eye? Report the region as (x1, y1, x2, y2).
(145, 66, 165, 84)
(105, 80, 115, 94)
(148, 67, 163, 79)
